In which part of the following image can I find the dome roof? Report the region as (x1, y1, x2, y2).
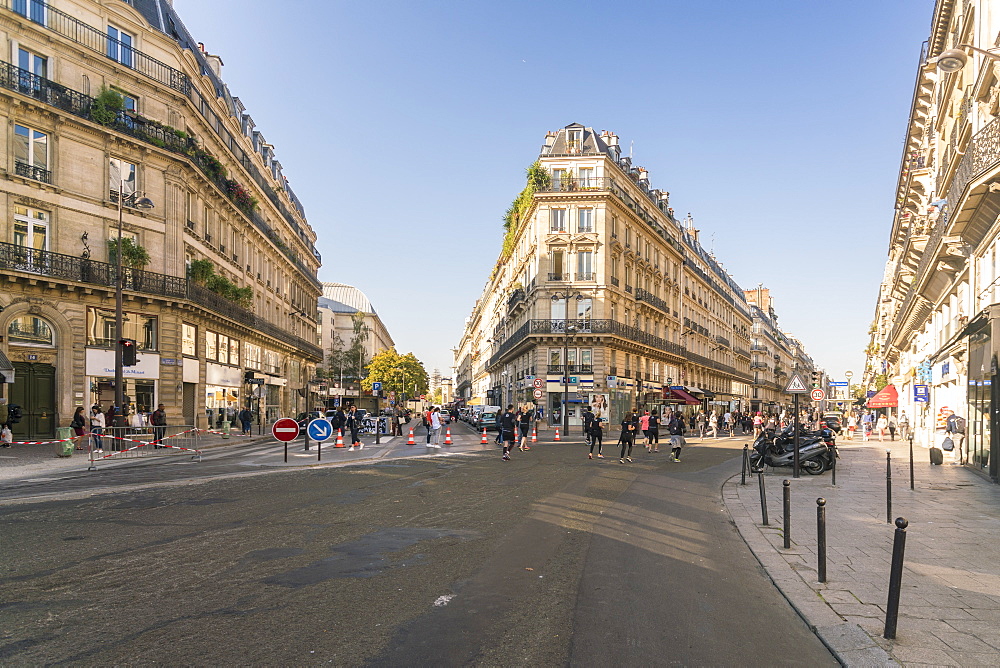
(321, 282, 375, 314)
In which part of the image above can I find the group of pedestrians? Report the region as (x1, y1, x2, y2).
(844, 409, 910, 442)
(68, 403, 168, 453)
(498, 404, 535, 460)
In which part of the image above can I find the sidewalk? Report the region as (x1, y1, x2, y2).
(724, 438, 1000, 666)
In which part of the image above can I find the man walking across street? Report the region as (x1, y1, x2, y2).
(667, 411, 686, 462)
(238, 406, 253, 436)
(500, 405, 517, 461)
(582, 405, 595, 447)
(619, 410, 638, 463)
(346, 405, 363, 451)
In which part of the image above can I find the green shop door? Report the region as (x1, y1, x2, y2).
(10, 362, 56, 439)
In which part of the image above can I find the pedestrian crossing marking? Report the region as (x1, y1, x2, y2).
(785, 374, 808, 393)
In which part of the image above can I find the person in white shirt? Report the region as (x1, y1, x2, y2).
(90, 406, 106, 452)
(430, 407, 442, 447)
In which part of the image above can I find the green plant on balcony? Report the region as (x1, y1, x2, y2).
(224, 178, 259, 214)
(90, 87, 124, 126)
(188, 258, 215, 285)
(500, 161, 550, 261)
(107, 237, 150, 269)
(195, 149, 226, 181)
(188, 258, 254, 308)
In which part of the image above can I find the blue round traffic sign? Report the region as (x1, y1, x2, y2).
(307, 418, 334, 442)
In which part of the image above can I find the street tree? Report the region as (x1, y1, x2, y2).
(363, 349, 428, 401)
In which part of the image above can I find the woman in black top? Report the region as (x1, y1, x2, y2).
(619, 411, 638, 463)
(589, 419, 604, 459)
(647, 412, 660, 453)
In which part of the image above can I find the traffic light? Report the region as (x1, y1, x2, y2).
(120, 338, 137, 366)
(811, 370, 820, 388)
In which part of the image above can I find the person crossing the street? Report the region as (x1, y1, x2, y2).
(500, 405, 517, 461)
(619, 410, 639, 463)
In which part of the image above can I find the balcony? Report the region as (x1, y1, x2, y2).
(4, 0, 191, 94)
(609, 366, 618, 376)
(575, 272, 595, 281)
(548, 272, 566, 281)
(15, 161, 51, 184)
(714, 334, 731, 348)
(751, 344, 770, 353)
(0, 242, 322, 361)
(750, 362, 769, 369)
(610, 276, 620, 287)
(635, 287, 669, 314)
(546, 364, 594, 375)
(538, 176, 614, 193)
(625, 284, 633, 293)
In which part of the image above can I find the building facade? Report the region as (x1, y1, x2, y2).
(456, 124, 821, 426)
(0, 0, 322, 436)
(868, 0, 1000, 482)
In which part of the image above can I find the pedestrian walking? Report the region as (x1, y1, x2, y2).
(582, 405, 595, 447)
(640, 410, 652, 452)
(238, 406, 253, 435)
(846, 413, 857, 440)
(423, 406, 433, 444)
(706, 411, 718, 438)
(150, 403, 167, 448)
(429, 407, 443, 447)
(647, 410, 660, 452)
(90, 406, 105, 453)
(500, 405, 517, 460)
(619, 410, 638, 463)
(70, 406, 87, 450)
(876, 414, 888, 442)
(518, 404, 533, 451)
(666, 411, 686, 462)
(887, 415, 897, 441)
(752, 412, 763, 438)
(897, 411, 909, 441)
(347, 405, 363, 450)
(588, 419, 604, 459)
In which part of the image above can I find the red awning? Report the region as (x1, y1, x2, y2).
(663, 388, 701, 405)
(867, 384, 899, 408)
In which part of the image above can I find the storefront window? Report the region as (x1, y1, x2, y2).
(967, 330, 990, 473)
(206, 331, 217, 361)
(205, 385, 239, 428)
(218, 334, 229, 364)
(182, 323, 196, 357)
(229, 337, 240, 366)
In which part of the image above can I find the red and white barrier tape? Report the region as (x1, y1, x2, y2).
(6, 438, 75, 445)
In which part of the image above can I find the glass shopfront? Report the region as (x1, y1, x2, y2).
(206, 385, 239, 429)
(967, 327, 991, 474)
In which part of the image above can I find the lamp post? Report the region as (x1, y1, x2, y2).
(114, 178, 154, 423)
(845, 370, 854, 404)
(551, 291, 584, 435)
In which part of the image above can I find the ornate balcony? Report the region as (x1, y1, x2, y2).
(15, 160, 51, 184)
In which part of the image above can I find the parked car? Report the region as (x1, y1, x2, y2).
(476, 411, 498, 431)
(295, 411, 324, 428)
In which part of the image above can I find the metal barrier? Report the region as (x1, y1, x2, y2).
(360, 417, 389, 434)
(86, 425, 202, 470)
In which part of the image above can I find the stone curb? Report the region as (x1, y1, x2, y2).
(723, 474, 899, 667)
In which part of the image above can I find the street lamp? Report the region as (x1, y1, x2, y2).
(551, 291, 584, 435)
(845, 370, 854, 402)
(114, 178, 154, 424)
(928, 44, 1000, 73)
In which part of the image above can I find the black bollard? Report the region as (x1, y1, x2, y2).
(886, 450, 892, 524)
(757, 471, 769, 525)
(831, 442, 837, 486)
(741, 444, 749, 485)
(909, 435, 914, 491)
(817, 498, 827, 583)
(884, 517, 909, 639)
(783, 480, 791, 549)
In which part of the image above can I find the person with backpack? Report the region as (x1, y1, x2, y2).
(647, 410, 660, 452)
(946, 411, 967, 463)
(667, 411, 686, 462)
(588, 415, 604, 459)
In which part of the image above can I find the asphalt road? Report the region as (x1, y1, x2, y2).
(0, 431, 836, 666)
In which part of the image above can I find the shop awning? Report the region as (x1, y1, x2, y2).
(686, 386, 715, 399)
(0, 349, 13, 384)
(867, 384, 899, 408)
(663, 388, 701, 405)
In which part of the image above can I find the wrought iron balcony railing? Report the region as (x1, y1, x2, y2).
(575, 272, 594, 281)
(610, 276, 620, 287)
(635, 287, 669, 314)
(547, 272, 566, 281)
(0, 242, 321, 360)
(538, 177, 614, 193)
(15, 160, 51, 184)
(546, 364, 594, 375)
(4, 0, 191, 94)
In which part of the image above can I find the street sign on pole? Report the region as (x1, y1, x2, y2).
(533, 388, 543, 399)
(810, 388, 825, 402)
(306, 418, 334, 442)
(372, 381, 382, 392)
(272, 418, 300, 442)
(785, 374, 808, 393)
(532, 378, 543, 389)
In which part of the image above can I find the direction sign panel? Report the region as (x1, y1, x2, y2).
(785, 374, 808, 393)
(810, 388, 825, 401)
(306, 418, 334, 442)
(914, 385, 929, 403)
(272, 417, 300, 442)
(532, 378, 543, 389)
(533, 388, 544, 399)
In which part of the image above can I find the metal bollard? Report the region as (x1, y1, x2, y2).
(758, 471, 769, 525)
(817, 498, 827, 583)
(783, 480, 791, 549)
(883, 517, 909, 639)
(741, 444, 749, 485)
(886, 450, 892, 524)
(909, 435, 914, 491)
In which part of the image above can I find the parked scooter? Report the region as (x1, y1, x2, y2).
(750, 424, 835, 475)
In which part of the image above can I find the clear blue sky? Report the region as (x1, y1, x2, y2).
(176, 0, 933, 382)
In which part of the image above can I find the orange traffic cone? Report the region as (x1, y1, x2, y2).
(444, 427, 452, 445)
(531, 426, 537, 443)
(481, 428, 488, 444)
(407, 428, 416, 445)
(554, 427, 561, 441)
(335, 429, 345, 448)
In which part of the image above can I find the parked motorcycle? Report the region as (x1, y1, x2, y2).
(750, 424, 835, 475)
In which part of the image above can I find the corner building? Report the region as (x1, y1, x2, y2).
(458, 124, 756, 426)
(0, 0, 322, 437)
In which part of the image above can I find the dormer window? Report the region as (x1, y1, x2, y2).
(567, 129, 583, 154)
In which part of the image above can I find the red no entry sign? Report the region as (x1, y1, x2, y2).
(272, 417, 300, 442)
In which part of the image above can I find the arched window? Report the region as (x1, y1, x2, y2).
(7, 315, 54, 345)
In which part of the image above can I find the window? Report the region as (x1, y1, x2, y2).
(245, 342, 262, 370)
(578, 168, 594, 187)
(611, 214, 618, 238)
(107, 25, 134, 67)
(109, 157, 136, 201)
(578, 208, 593, 233)
(576, 298, 593, 320)
(577, 251, 593, 280)
(85, 308, 157, 350)
(182, 323, 197, 356)
(17, 47, 47, 78)
(550, 208, 566, 232)
(206, 331, 218, 361)
(549, 349, 561, 366)
(13, 0, 46, 24)
(14, 124, 49, 182)
(13, 206, 49, 251)
(218, 334, 229, 364)
(117, 90, 138, 113)
(229, 337, 240, 366)
(551, 250, 564, 279)
(7, 315, 53, 345)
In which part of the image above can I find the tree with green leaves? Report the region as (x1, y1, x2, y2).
(363, 349, 429, 402)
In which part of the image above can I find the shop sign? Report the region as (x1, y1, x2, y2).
(85, 348, 160, 379)
(941, 361, 951, 377)
(206, 362, 242, 387)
